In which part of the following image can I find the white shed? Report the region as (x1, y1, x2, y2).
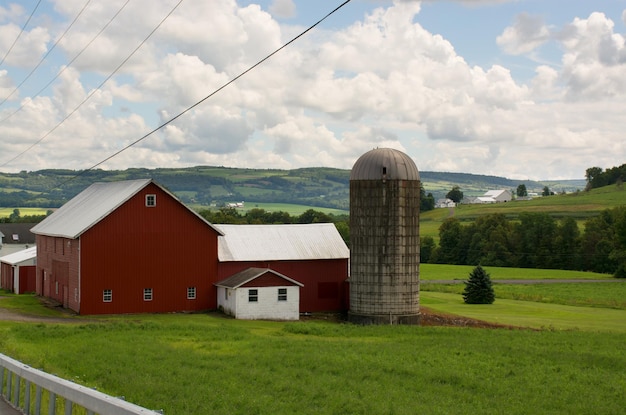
(215, 267, 304, 321)
(0, 246, 37, 294)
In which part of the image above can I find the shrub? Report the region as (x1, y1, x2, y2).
(462, 265, 495, 304)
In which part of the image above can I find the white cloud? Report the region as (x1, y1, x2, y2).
(497, 12, 550, 55)
(0, 1, 625, 182)
(269, 0, 296, 19)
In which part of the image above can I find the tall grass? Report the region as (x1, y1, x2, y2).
(1, 316, 625, 415)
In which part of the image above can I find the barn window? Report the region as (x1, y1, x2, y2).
(187, 287, 196, 299)
(145, 194, 156, 207)
(103, 289, 112, 302)
(278, 288, 287, 301)
(248, 289, 258, 302)
(143, 288, 153, 301)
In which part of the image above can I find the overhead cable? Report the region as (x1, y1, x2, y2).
(0, 0, 93, 107)
(0, 0, 42, 66)
(70, 0, 353, 181)
(0, 0, 183, 169)
(0, 0, 131, 126)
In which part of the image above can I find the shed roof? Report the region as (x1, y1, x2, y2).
(350, 148, 419, 181)
(215, 223, 349, 262)
(31, 179, 222, 239)
(484, 189, 509, 198)
(0, 246, 37, 265)
(215, 267, 304, 288)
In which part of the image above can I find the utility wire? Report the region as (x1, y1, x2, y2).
(67, 0, 353, 183)
(0, 0, 183, 169)
(0, 0, 93, 107)
(0, 0, 42, 66)
(0, 0, 132, 126)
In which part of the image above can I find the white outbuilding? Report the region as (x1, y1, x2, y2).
(215, 267, 304, 321)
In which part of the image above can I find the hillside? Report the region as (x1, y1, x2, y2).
(0, 166, 586, 211)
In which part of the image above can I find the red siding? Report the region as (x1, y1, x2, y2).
(18, 266, 36, 294)
(1, 262, 13, 291)
(35, 234, 80, 310)
(218, 259, 348, 312)
(240, 273, 300, 287)
(78, 183, 219, 315)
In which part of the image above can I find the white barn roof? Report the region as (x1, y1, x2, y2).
(0, 246, 36, 265)
(215, 223, 349, 262)
(31, 179, 222, 239)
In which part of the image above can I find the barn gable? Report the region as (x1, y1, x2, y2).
(31, 179, 222, 238)
(31, 179, 223, 315)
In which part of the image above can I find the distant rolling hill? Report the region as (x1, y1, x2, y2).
(0, 166, 587, 211)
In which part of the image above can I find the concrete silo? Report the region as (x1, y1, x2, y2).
(349, 148, 420, 324)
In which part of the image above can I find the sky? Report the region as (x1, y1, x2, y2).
(0, 0, 625, 180)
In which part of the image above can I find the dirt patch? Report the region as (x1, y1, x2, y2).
(0, 296, 83, 324)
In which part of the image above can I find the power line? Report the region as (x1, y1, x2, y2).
(0, 0, 42, 66)
(0, 0, 93, 107)
(0, 0, 183, 169)
(67, 0, 353, 183)
(0, 0, 131, 126)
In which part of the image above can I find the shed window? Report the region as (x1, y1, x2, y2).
(145, 194, 156, 207)
(103, 289, 112, 302)
(143, 288, 153, 301)
(187, 287, 196, 300)
(278, 288, 287, 301)
(248, 289, 258, 302)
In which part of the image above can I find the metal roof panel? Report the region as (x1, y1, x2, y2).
(0, 246, 37, 265)
(215, 223, 349, 262)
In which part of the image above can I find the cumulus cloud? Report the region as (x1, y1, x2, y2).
(269, 0, 296, 19)
(0, 0, 624, 181)
(497, 12, 550, 55)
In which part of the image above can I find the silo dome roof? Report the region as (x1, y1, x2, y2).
(350, 148, 419, 181)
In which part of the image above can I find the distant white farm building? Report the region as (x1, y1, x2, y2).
(435, 198, 456, 208)
(470, 189, 512, 204)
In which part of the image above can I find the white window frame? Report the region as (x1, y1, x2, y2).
(248, 289, 258, 302)
(278, 288, 287, 301)
(143, 288, 153, 301)
(103, 289, 112, 302)
(187, 286, 196, 300)
(145, 194, 156, 207)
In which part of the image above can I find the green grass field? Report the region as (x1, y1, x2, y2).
(1, 262, 626, 415)
(0, 207, 49, 218)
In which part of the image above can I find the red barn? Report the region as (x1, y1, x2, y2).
(215, 224, 350, 313)
(31, 179, 223, 314)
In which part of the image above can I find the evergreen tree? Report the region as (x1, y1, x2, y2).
(462, 265, 495, 304)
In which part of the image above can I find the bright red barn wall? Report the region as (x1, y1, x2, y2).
(217, 258, 348, 312)
(18, 266, 36, 294)
(79, 183, 220, 315)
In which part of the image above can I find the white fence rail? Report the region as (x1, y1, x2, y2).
(0, 353, 161, 415)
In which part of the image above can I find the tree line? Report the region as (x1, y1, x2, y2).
(421, 208, 626, 278)
(586, 164, 626, 189)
